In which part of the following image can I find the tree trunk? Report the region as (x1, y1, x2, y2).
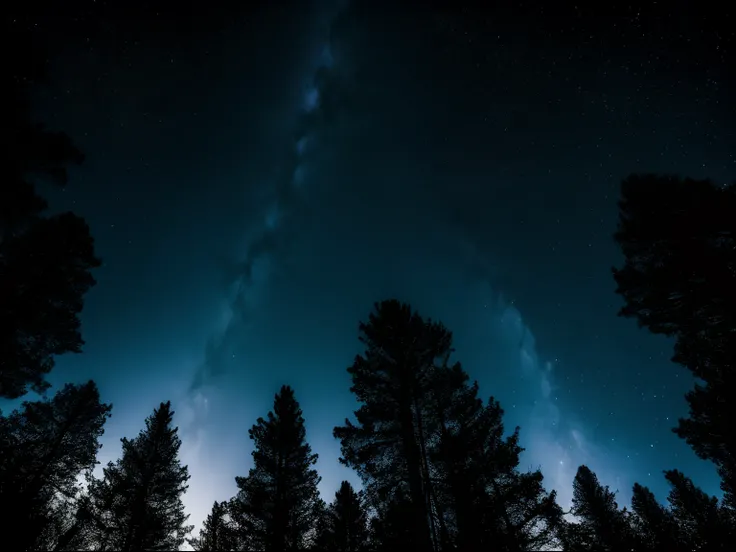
(414, 396, 439, 552)
(399, 401, 432, 552)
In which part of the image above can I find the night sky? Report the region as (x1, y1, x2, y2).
(6, 0, 735, 540)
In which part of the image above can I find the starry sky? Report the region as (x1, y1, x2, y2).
(6, 0, 735, 540)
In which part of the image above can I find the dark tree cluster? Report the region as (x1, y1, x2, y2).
(184, 296, 736, 552)
(0, 14, 100, 400)
(613, 174, 736, 511)
(0, 383, 192, 551)
(3, 10, 736, 552)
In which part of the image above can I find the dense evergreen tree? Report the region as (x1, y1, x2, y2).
(188, 500, 239, 551)
(0, 380, 111, 551)
(314, 480, 369, 552)
(664, 468, 732, 549)
(335, 300, 562, 552)
(559, 465, 734, 551)
(51, 493, 106, 551)
(629, 482, 683, 551)
(333, 299, 452, 552)
(560, 465, 635, 551)
(0, 10, 100, 400)
(428, 362, 562, 551)
(230, 385, 321, 551)
(625, 470, 735, 551)
(84, 401, 192, 551)
(612, 173, 736, 506)
(0, 213, 101, 399)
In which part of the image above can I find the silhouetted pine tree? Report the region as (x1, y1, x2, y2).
(314, 481, 369, 552)
(664, 469, 732, 549)
(230, 385, 321, 551)
(500, 470, 564, 550)
(0, 380, 111, 551)
(188, 500, 238, 551)
(335, 300, 563, 551)
(333, 299, 452, 552)
(612, 173, 736, 507)
(84, 401, 192, 551)
(428, 362, 562, 551)
(0, 11, 100, 400)
(560, 465, 635, 551)
(629, 482, 683, 551)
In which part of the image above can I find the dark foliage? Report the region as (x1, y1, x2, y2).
(428, 362, 562, 551)
(188, 500, 239, 551)
(230, 385, 322, 551)
(82, 401, 192, 551)
(629, 482, 684, 551)
(612, 173, 736, 507)
(314, 480, 369, 552)
(0, 380, 111, 551)
(333, 299, 453, 552)
(368, 489, 416, 551)
(0, 293, 732, 551)
(663, 469, 733, 549)
(559, 465, 635, 551)
(0, 213, 101, 399)
(0, 12, 100, 400)
(335, 299, 562, 552)
(567, 463, 735, 552)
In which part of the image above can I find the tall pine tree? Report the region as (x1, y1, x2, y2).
(335, 300, 562, 551)
(188, 500, 238, 551)
(314, 480, 369, 552)
(84, 401, 192, 551)
(230, 385, 321, 552)
(664, 469, 732, 549)
(333, 299, 452, 552)
(560, 465, 635, 551)
(427, 361, 562, 551)
(0, 380, 111, 550)
(629, 482, 683, 551)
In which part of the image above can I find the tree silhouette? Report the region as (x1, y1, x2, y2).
(0, 10, 100, 400)
(230, 385, 321, 551)
(663, 469, 733, 549)
(83, 401, 192, 551)
(188, 500, 239, 551)
(335, 300, 562, 551)
(0, 380, 111, 550)
(0, 213, 101, 399)
(612, 173, 736, 507)
(314, 480, 369, 552)
(428, 361, 562, 551)
(560, 465, 635, 551)
(629, 482, 683, 551)
(333, 299, 452, 552)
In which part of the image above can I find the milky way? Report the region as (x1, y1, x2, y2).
(188, 7, 340, 395)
